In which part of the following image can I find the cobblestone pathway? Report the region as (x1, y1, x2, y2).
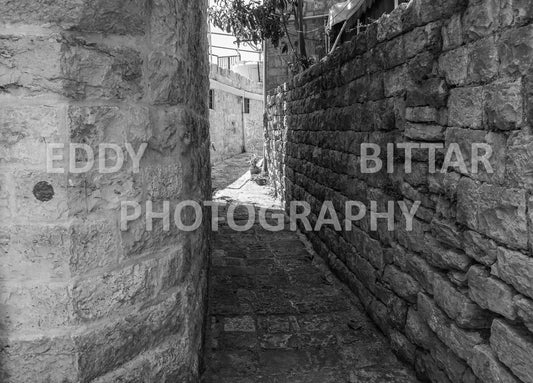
(202, 157, 419, 383)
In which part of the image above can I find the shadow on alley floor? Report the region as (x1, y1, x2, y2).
(211, 153, 257, 193)
(202, 155, 419, 383)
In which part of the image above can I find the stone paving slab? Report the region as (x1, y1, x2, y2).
(203, 155, 419, 382)
(201, 212, 420, 383)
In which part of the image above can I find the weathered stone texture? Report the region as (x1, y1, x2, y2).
(265, 1, 533, 382)
(494, 247, 533, 300)
(0, 0, 210, 382)
(468, 265, 517, 320)
(491, 320, 533, 383)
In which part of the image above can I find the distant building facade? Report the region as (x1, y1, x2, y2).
(209, 64, 264, 164)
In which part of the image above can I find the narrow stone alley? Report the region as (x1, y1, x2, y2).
(201, 156, 419, 382)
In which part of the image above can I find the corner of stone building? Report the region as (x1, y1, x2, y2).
(0, 0, 211, 381)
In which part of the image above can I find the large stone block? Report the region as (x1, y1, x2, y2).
(362, 233, 385, 272)
(69, 218, 122, 275)
(439, 46, 469, 86)
(421, 234, 472, 272)
(72, 255, 168, 321)
(414, 351, 453, 383)
(456, 177, 480, 230)
(384, 65, 414, 97)
(374, 283, 408, 330)
(433, 274, 492, 329)
(0, 0, 81, 24)
(407, 50, 438, 84)
(404, 123, 445, 141)
(467, 36, 499, 84)
(470, 344, 520, 383)
(448, 86, 483, 128)
(91, 334, 198, 383)
(145, 52, 191, 105)
(490, 319, 533, 383)
(74, 0, 148, 35)
(0, 281, 73, 332)
(376, 5, 404, 42)
(418, 293, 485, 363)
(467, 265, 517, 320)
(500, 0, 533, 26)
(406, 78, 448, 108)
(406, 253, 437, 295)
(396, 217, 430, 254)
(74, 290, 186, 382)
(427, 172, 460, 198)
(405, 308, 435, 349)
(514, 295, 533, 333)
(484, 79, 524, 131)
(417, 0, 468, 25)
(460, 180, 528, 249)
(430, 337, 470, 383)
(462, 0, 500, 42)
(442, 13, 463, 51)
(377, 41, 402, 75)
(444, 127, 506, 184)
(527, 72, 533, 128)
(477, 185, 527, 249)
(119, 204, 188, 259)
(0, 224, 70, 281)
(499, 24, 533, 76)
(0, 0, 147, 34)
(351, 254, 377, 294)
(406, 22, 442, 58)
(6, 171, 69, 223)
(67, 104, 149, 148)
(0, 36, 63, 94)
(0, 104, 67, 168)
(405, 106, 436, 123)
(506, 127, 533, 189)
(0, 335, 78, 383)
(390, 330, 417, 364)
(383, 265, 420, 303)
(494, 247, 533, 300)
(434, 196, 456, 221)
(430, 219, 462, 249)
(62, 41, 143, 101)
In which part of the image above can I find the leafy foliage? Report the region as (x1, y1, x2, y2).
(209, 0, 286, 47)
(209, 0, 312, 70)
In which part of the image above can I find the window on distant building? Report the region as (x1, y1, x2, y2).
(244, 97, 250, 114)
(209, 89, 214, 110)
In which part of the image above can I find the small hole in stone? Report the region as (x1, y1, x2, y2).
(33, 181, 54, 202)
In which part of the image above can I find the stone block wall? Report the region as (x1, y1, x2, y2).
(265, 0, 533, 382)
(0, 1, 211, 382)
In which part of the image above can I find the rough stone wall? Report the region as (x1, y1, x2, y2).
(0, 1, 211, 382)
(209, 64, 263, 163)
(266, 0, 533, 382)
